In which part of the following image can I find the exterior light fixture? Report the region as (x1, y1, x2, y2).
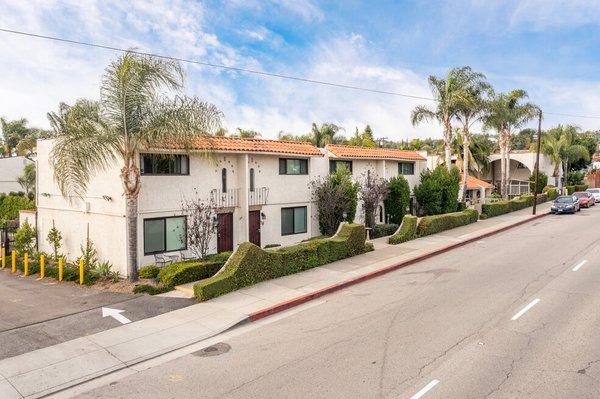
(41, 192, 51, 197)
(102, 195, 113, 201)
(260, 212, 266, 220)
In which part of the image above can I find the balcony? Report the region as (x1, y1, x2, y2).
(249, 187, 269, 206)
(210, 188, 239, 208)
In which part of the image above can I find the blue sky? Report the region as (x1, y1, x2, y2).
(1, 0, 599, 140)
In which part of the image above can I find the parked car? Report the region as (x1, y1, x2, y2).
(586, 188, 600, 202)
(550, 195, 580, 214)
(574, 191, 595, 208)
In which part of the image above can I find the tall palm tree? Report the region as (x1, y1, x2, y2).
(483, 90, 538, 198)
(453, 67, 491, 201)
(411, 67, 470, 169)
(48, 52, 222, 280)
(452, 131, 492, 178)
(310, 123, 345, 147)
(539, 125, 589, 187)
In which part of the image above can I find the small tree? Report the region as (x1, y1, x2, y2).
(529, 172, 548, 194)
(79, 224, 98, 268)
(384, 175, 411, 224)
(329, 166, 359, 223)
(182, 191, 217, 259)
(14, 220, 36, 253)
(414, 165, 460, 215)
(359, 172, 388, 229)
(17, 164, 36, 200)
(46, 219, 63, 261)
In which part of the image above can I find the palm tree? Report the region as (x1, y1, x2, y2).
(310, 123, 345, 147)
(411, 67, 470, 169)
(452, 131, 492, 178)
(453, 67, 491, 201)
(483, 90, 538, 198)
(1, 117, 30, 157)
(539, 125, 589, 187)
(48, 52, 223, 280)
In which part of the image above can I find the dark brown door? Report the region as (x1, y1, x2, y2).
(217, 213, 233, 252)
(249, 210, 261, 247)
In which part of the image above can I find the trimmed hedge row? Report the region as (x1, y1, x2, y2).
(373, 223, 399, 238)
(388, 215, 418, 244)
(546, 187, 559, 200)
(565, 185, 587, 194)
(157, 252, 231, 287)
(193, 224, 370, 301)
(417, 209, 479, 237)
(481, 193, 548, 218)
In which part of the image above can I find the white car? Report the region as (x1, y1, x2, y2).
(586, 188, 600, 202)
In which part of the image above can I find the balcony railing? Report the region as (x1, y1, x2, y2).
(249, 187, 269, 206)
(210, 188, 239, 208)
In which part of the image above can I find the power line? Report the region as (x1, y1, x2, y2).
(1, 27, 600, 121)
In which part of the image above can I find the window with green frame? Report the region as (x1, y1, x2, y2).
(281, 206, 307, 235)
(329, 160, 353, 173)
(279, 158, 308, 175)
(398, 162, 415, 175)
(140, 154, 189, 175)
(143, 216, 186, 254)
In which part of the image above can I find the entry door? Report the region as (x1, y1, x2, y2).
(217, 213, 233, 252)
(248, 210, 261, 247)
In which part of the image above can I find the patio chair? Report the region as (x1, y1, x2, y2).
(180, 250, 196, 261)
(154, 254, 173, 267)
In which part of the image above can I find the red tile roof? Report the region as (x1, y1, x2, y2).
(158, 136, 323, 156)
(462, 175, 494, 190)
(326, 144, 426, 161)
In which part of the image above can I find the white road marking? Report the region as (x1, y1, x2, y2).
(572, 260, 587, 272)
(511, 298, 540, 321)
(102, 307, 131, 324)
(410, 379, 440, 399)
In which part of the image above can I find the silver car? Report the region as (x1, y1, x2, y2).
(586, 188, 600, 202)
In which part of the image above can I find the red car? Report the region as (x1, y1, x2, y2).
(574, 191, 595, 208)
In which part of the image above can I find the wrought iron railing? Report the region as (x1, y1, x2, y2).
(249, 187, 269, 206)
(210, 188, 239, 208)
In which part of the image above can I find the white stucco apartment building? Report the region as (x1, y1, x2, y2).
(35, 137, 426, 277)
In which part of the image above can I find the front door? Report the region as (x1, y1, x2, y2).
(248, 210, 261, 247)
(217, 213, 233, 252)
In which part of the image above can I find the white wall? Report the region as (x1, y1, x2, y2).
(0, 156, 33, 193)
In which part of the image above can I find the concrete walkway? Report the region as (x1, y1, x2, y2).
(0, 205, 550, 398)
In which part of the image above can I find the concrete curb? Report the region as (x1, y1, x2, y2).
(249, 211, 549, 322)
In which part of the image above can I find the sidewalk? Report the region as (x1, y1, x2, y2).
(0, 205, 551, 398)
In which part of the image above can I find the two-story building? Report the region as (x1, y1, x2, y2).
(35, 137, 426, 277)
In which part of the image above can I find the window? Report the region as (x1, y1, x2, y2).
(398, 162, 415, 175)
(279, 158, 308, 175)
(221, 168, 227, 192)
(329, 160, 353, 173)
(143, 216, 186, 255)
(140, 154, 189, 175)
(249, 168, 255, 192)
(281, 206, 307, 235)
(378, 205, 384, 223)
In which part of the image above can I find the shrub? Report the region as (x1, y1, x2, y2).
(547, 187, 558, 200)
(417, 209, 479, 237)
(529, 172, 548, 194)
(194, 224, 368, 301)
(566, 186, 575, 194)
(575, 184, 588, 192)
(481, 201, 511, 218)
(311, 167, 359, 235)
(158, 252, 231, 287)
(133, 284, 171, 295)
(481, 193, 550, 218)
(0, 194, 35, 221)
(372, 223, 399, 238)
(139, 265, 160, 279)
(388, 215, 418, 245)
(384, 175, 411, 224)
(567, 170, 586, 186)
(14, 220, 36, 253)
(414, 165, 460, 216)
(46, 220, 63, 261)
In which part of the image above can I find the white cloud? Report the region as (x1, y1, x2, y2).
(508, 0, 600, 30)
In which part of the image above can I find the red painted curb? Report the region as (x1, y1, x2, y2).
(248, 211, 549, 322)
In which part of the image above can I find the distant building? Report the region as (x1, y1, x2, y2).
(0, 156, 32, 194)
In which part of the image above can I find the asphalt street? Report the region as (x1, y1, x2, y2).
(74, 207, 600, 399)
(0, 272, 194, 359)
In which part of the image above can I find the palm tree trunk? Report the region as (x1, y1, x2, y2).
(126, 197, 139, 281)
(443, 120, 452, 169)
(461, 131, 470, 202)
(500, 144, 507, 198)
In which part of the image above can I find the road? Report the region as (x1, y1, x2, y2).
(75, 207, 600, 399)
(0, 272, 194, 359)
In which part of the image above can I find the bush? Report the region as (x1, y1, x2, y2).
(158, 252, 231, 287)
(139, 265, 161, 279)
(388, 215, 418, 245)
(417, 209, 479, 237)
(547, 187, 558, 200)
(481, 201, 511, 218)
(529, 172, 548, 194)
(13, 220, 36, 253)
(566, 186, 575, 194)
(133, 284, 171, 295)
(194, 224, 368, 301)
(414, 165, 460, 216)
(384, 175, 411, 224)
(568, 170, 586, 186)
(0, 194, 35, 221)
(372, 223, 398, 238)
(481, 193, 549, 218)
(311, 167, 359, 235)
(575, 184, 588, 192)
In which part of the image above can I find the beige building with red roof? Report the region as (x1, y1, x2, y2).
(35, 137, 426, 276)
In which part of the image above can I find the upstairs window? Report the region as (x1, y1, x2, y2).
(249, 168, 255, 192)
(329, 160, 353, 173)
(279, 158, 308, 175)
(221, 168, 227, 192)
(398, 162, 415, 175)
(140, 154, 189, 175)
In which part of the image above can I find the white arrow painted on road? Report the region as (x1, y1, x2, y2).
(102, 307, 131, 324)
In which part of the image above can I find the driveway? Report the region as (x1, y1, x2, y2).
(0, 271, 194, 359)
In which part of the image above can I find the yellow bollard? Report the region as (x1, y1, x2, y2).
(24, 253, 29, 276)
(11, 251, 16, 273)
(58, 257, 63, 282)
(79, 258, 84, 285)
(1, 247, 5, 269)
(38, 255, 45, 279)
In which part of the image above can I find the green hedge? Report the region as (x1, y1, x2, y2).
(417, 209, 479, 237)
(481, 193, 549, 218)
(139, 265, 160, 279)
(194, 224, 369, 301)
(575, 184, 588, 192)
(0, 194, 35, 221)
(481, 201, 511, 218)
(566, 186, 575, 194)
(373, 223, 399, 238)
(388, 215, 418, 244)
(547, 187, 558, 200)
(158, 252, 231, 287)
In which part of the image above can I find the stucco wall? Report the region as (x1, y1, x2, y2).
(0, 156, 33, 194)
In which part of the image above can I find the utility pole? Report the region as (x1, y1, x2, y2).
(532, 110, 543, 215)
